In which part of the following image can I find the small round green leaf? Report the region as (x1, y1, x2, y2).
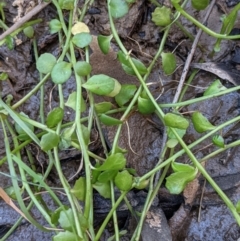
(71, 177, 86, 201)
(138, 96, 156, 114)
(23, 26, 34, 38)
(70, 124, 89, 146)
(65, 91, 86, 112)
(99, 114, 123, 126)
(53, 231, 78, 241)
(74, 61, 92, 76)
(94, 102, 112, 114)
(164, 113, 189, 130)
(97, 35, 113, 54)
(36, 53, 56, 74)
(117, 51, 148, 76)
(93, 182, 111, 199)
(40, 132, 60, 152)
(161, 52, 176, 75)
(96, 153, 126, 171)
(167, 127, 186, 139)
(171, 162, 195, 173)
(58, 209, 74, 231)
(134, 178, 149, 190)
(203, 79, 227, 96)
(166, 139, 179, 148)
(191, 0, 209, 10)
(97, 170, 118, 183)
(60, 0, 74, 10)
(152, 6, 172, 27)
(192, 111, 215, 133)
(115, 84, 137, 107)
(51, 61, 72, 84)
(82, 74, 121, 97)
(72, 32, 92, 48)
(49, 19, 62, 34)
(46, 107, 64, 128)
(114, 170, 133, 191)
(212, 135, 225, 148)
(165, 170, 197, 194)
(0, 72, 8, 81)
(109, 0, 129, 19)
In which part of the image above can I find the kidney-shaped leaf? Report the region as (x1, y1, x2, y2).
(99, 114, 123, 126)
(51, 61, 72, 84)
(82, 74, 121, 97)
(191, 0, 209, 10)
(40, 132, 60, 152)
(72, 32, 92, 48)
(46, 107, 64, 128)
(164, 113, 189, 130)
(212, 135, 225, 148)
(93, 181, 111, 199)
(138, 96, 156, 114)
(114, 170, 133, 191)
(98, 35, 113, 54)
(58, 209, 74, 231)
(109, 0, 129, 19)
(117, 51, 148, 76)
(152, 6, 172, 27)
(97, 170, 118, 183)
(203, 79, 227, 96)
(49, 19, 62, 34)
(71, 177, 86, 201)
(65, 91, 86, 112)
(96, 153, 126, 171)
(115, 84, 137, 107)
(94, 102, 112, 114)
(53, 231, 79, 241)
(166, 170, 197, 194)
(161, 52, 176, 75)
(171, 162, 195, 173)
(192, 111, 215, 133)
(37, 53, 56, 74)
(74, 61, 92, 76)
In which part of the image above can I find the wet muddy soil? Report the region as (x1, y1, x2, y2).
(1, 0, 240, 240)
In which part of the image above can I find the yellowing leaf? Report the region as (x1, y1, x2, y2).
(71, 22, 90, 35)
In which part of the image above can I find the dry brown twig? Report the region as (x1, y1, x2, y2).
(0, 1, 50, 42)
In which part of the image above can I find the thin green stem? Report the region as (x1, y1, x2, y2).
(172, 1, 240, 40)
(1, 118, 47, 231)
(131, 176, 154, 241)
(70, 41, 93, 237)
(139, 114, 240, 181)
(94, 191, 128, 241)
(171, 127, 240, 224)
(199, 139, 240, 163)
(32, 37, 44, 123)
(110, 181, 119, 241)
(159, 85, 240, 108)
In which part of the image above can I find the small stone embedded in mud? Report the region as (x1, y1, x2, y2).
(141, 207, 172, 241)
(88, 7, 101, 15)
